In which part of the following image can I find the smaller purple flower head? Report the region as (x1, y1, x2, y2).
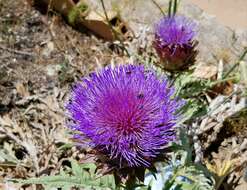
(154, 15, 198, 71)
(66, 65, 183, 168)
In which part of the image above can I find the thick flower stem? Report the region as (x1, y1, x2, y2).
(125, 176, 137, 190)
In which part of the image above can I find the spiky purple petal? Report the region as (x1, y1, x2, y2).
(66, 65, 182, 167)
(155, 15, 196, 46)
(154, 15, 198, 71)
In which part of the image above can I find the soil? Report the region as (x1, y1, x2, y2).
(0, 0, 121, 188)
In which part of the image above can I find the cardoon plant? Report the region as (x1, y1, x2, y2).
(154, 15, 198, 72)
(66, 65, 183, 186)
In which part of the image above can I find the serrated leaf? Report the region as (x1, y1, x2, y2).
(71, 159, 84, 177)
(11, 160, 116, 190)
(174, 72, 212, 98)
(158, 129, 215, 190)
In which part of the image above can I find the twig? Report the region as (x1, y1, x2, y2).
(47, 18, 65, 53)
(47, 0, 53, 14)
(0, 128, 24, 147)
(201, 90, 240, 120)
(223, 47, 247, 79)
(0, 45, 36, 57)
(151, 0, 166, 16)
(45, 0, 65, 53)
(99, 0, 130, 56)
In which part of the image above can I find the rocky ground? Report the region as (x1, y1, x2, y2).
(0, 0, 119, 189)
(0, 0, 246, 190)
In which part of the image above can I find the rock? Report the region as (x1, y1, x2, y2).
(46, 64, 62, 76)
(41, 41, 54, 58)
(235, 176, 247, 190)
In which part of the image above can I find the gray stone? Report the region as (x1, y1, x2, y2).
(235, 176, 247, 190)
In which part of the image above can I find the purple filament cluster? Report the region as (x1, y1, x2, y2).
(66, 65, 182, 167)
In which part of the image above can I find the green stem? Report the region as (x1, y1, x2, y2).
(223, 47, 247, 79)
(214, 176, 227, 190)
(211, 76, 238, 86)
(173, 0, 177, 16)
(163, 169, 179, 190)
(168, 0, 172, 17)
(125, 176, 137, 190)
(99, 0, 130, 57)
(151, 0, 166, 16)
(169, 72, 182, 88)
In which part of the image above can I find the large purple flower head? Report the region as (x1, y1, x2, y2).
(154, 15, 198, 71)
(66, 65, 182, 168)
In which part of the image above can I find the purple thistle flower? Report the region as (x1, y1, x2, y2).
(154, 15, 198, 71)
(66, 65, 182, 168)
